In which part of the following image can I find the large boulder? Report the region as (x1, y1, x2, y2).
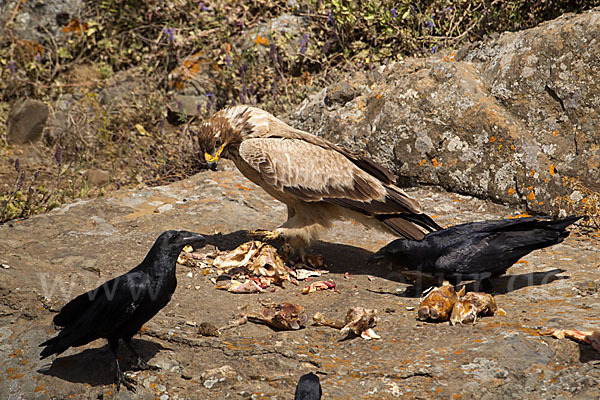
(6, 98, 49, 144)
(291, 9, 600, 216)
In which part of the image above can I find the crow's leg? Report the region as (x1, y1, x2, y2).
(109, 339, 136, 392)
(125, 340, 159, 371)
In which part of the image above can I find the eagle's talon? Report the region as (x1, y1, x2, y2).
(248, 229, 281, 241)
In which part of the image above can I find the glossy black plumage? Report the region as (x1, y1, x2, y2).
(294, 372, 322, 400)
(371, 216, 581, 285)
(40, 230, 205, 391)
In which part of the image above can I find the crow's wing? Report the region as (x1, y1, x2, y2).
(435, 232, 517, 275)
(85, 270, 152, 336)
(435, 227, 567, 275)
(41, 270, 151, 357)
(434, 217, 540, 236)
(54, 270, 149, 328)
(439, 216, 581, 236)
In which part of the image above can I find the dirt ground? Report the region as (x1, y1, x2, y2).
(0, 161, 599, 399)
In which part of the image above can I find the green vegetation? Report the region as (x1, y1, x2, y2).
(0, 0, 599, 223)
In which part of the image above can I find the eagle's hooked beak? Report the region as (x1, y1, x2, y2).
(204, 144, 225, 170)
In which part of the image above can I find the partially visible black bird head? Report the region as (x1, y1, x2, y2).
(294, 372, 322, 400)
(156, 230, 206, 255)
(368, 239, 409, 264)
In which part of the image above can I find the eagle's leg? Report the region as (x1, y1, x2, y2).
(125, 340, 159, 371)
(109, 339, 136, 392)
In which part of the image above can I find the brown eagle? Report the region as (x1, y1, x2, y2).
(198, 106, 440, 256)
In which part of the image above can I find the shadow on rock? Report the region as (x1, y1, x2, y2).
(203, 231, 377, 273)
(38, 338, 165, 387)
(392, 269, 568, 298)
(199, 231, 569, 299)
(310, 240, 375, 273)
(204, 230, 258, 251)
(579, 343, 600, 363)
(489, 269, 568, 295)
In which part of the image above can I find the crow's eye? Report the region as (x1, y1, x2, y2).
(169, 232, 180, 242)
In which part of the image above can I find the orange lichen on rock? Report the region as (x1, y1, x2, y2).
(60, 18, 88, 34)
(255, 34, 269, 46)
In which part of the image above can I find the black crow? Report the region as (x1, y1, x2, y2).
(370, 216, 582, 289)
(294, 372, 322, 400)
(40, 230, 205, 391)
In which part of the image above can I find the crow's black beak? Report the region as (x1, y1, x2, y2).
(181, 231, 206, 248)
(367, 246, 389, 264)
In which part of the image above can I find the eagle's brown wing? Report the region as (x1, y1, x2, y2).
(242, 106, 397, 184)
(237, 137, 437, 239)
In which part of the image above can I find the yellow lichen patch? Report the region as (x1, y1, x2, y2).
(507, 188, 516, 196)
(527, 192, 536, 201)
(511, 144, 515, 150)
(530, 170, 536, 177)
(550, 164, 557, 175)
(515, 260, 529, 264)
(498, 144, 503, 150)
(417, 159, 427, 166)
(552, 130, 559, 136)
(431, 158, 441, 168)
(489, 136, 496, 143)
